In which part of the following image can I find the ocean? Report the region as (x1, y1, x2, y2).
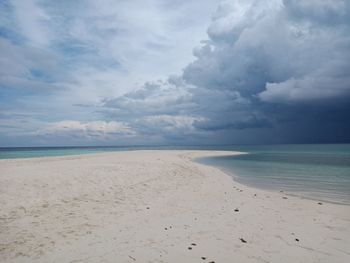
(196, 144, 350, 205)
(1, 144, 349, 204)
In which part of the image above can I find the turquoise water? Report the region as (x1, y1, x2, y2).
(1, 144, 349, 205)
(0, 145, 221, 159)
(196, 144, 350, 205)
(0, 147, 102, 159)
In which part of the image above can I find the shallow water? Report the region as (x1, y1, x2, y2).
(196, 144, 350, 205)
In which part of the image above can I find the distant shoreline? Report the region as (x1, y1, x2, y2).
(1, 143, 350, 160)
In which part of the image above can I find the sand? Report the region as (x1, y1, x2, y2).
(0, 150, 349, 263)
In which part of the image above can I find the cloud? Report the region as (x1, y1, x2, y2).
(12, 0, 51, 46)
(1, 0, 350, 145)
(260, 71, 350, 103)
(1, 0, 221, 95)
(102, 78, 194, 117)
(184, 0, 350, 102)
(285, 0, 349, 24)
(142, 114, 205, 134)
(99, 78, 206, 140)
(184, 0, 350, 129)
(0, 37, 58, 90)
(37, 120, 136, 139)
(1, 0, 224, 146)
(98, 0, 350, 143)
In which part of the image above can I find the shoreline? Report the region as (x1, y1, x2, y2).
(195, 153, 350, 206)
(199, 162, 350, 206)
(1, 150, 349, 262)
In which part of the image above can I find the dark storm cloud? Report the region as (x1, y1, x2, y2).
(101, 0, 350, 144)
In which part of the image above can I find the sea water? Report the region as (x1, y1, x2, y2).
(196, 144, 350, 205)
(0, 146, 104, 159)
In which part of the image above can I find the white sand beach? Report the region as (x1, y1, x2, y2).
(0, 150, 349, 263)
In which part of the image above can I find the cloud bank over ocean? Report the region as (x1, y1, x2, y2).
(0, 0, 349, 146)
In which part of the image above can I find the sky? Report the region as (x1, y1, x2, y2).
(0, 0, 349, 147)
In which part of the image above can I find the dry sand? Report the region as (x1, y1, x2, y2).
(0, 150, 349, 263)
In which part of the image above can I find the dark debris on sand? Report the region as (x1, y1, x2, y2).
(240, 238, 247, 243)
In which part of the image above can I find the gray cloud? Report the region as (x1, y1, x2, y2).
(1, 0, 349, 146)
(0, 38, 58, 90)
(99, 0, 350, 144)
(102, 79, 194, 117)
